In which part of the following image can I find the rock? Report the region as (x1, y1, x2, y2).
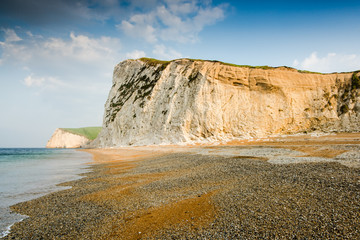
(46, 128, 91, 148)
(91, 58, 360, 147)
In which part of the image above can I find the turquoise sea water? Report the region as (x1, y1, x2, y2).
(0, 148, 92, 237)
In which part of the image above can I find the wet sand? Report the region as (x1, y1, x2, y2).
(4, 134, 360, 239)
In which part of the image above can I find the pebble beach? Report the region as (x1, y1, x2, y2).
(3, 134, 360, 239)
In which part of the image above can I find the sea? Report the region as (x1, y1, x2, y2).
(0, 148, 92, 238)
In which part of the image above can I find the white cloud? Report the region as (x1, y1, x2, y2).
(293, 52, 360, 73)
(117, 0, 226, 43)
(24, 74, 45, 87)
(165, 0, 197, 14)
(43, 32, 121, 62)
(2, 28, 22, 42)
(0, 29, 123, 74)
(152, 44, 182, 60)
(0, 28, 123, 96)
(126, 50, 146, 59)
(0, 29, 122, 65)
(23, 74, 68, 89)
(120, 13, 157, 43)
(0, 32, 29, 62)
(293, 59, 299, 66)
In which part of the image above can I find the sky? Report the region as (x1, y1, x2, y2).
(1, 0, 360, 147)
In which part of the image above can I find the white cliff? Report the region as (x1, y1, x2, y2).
(91, 58, 360, 147)
(46, 128, 90, 148)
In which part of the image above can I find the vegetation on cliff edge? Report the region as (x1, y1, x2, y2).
(136, 57, 331, 73)
(61, 127, 102, 140)
(137, 58, 360, 75)
(139, 58, 171, 70)
(351, 71, 360, 89)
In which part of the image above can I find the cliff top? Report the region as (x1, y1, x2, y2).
(136, 57, 359, 75)
(60, 127, 102, 140)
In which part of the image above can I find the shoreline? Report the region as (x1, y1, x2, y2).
(3, 134, 360, 239)
(0, 149, 91, 239)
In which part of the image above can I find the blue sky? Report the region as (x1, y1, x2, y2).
(1, 0, 360, 147)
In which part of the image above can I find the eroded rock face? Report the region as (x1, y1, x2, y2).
(46, 129, 90, 148)
(91, 59, 360, 147)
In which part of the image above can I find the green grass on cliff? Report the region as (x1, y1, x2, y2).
(218, 62, 273, 70)
(137, 57, 322, 73)
(297, 70, 323, 74)
(352, 71, 360, 89)
(139, 58, 171, 67)
(182, 58, 273, 70)
(61, 127, 102, 140)
(137, 57, 360, 75)
(138, 57, 272, 70)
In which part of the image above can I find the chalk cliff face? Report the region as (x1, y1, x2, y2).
(46, 128, 90, 148)
(92, 58, 360, 147)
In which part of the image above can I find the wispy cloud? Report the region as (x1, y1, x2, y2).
(0, 28, 123, 93)
(293, 52, 360, 73)
(23, 74, 45, 87)
(152, 44, 182, 60)
(0, 28, 122, 68)
(43, 32, 121, 62)
(118, 0, 226, 43)
(23, 74, 68, 89)
(120, 14, 157, 43)
(0, 29, 122, 64)
(126, 50, 146, 59)
(2, 28, 22, 42)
